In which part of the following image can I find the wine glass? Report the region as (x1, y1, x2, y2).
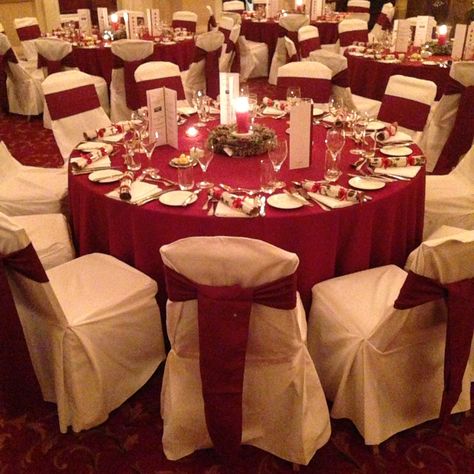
(328, 95, 344, 119)
(267, 138, 288, 189)
(239, 83, 250, 97)
(123, 131, 141, 171)
(191, 142, 214, 189)
(350, 113, 369, 155)
(325, 126, 345, 162)
(286, 86, 301, 108)
(192, 89, 210, 127)
(248, 93, 258, 129)
(141, 130, 159, 174)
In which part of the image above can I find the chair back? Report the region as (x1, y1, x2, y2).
(338, 18, 369, 49)
(171, 10, 198, 33)
(134, 61, 185, 106)
(0, 32, 32, 84)
(207, 5, 217, 31)
(223, 1, 245, 13)
(451, 143, 474, 184)
(298, 25, 320, 59)
(14, 17, 41, 62)
(34, 38, 75, 77)
(222, 11, 242, 25)
(377, 75, 436, 133)
(347, 0, 370, 22)
(42, 70, 111, 159)
(370, 2, 395, 40)
(284, 36, 298, 62)
(220, 24, 241, 72)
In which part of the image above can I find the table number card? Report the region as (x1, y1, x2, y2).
(310, 0, 325, 21)
(464, 22, 474, 60)
(128, 12, 142, 39)
(452, 24, 468, 60)
(147, 87, 178, 149)
(393, 20, 411, 53)
(78, 9, 92, 36)
(267, 0, 279, 19)
(289, 101, 313, 170)
(413, 16, 435, 47)
(219, 72, 239, 125)
(97, 8, 109, 33)
(146, 9, 161, 37)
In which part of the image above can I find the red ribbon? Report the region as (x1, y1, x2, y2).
(136, 76, 185, 106)
(394, 271, 474, 423)
(123, 59, 146, 111)
(16, 24, 41, 41)
(332, 69, 349, 88)
(339, 29, 369, 47)
(347, 6, 369, 13)
(376, 12, 392, 30)
(164, 265, 297, 461)
(0, 243, 48, 414)
(277, 76, 332, 103)
(378, 94, 431, 132)
(46, 84, 101, 120)
(299, 37, 321, 59)
(443, 77, 465, 96)
(171, 19, 196, 33)
(37, 52, 75, 76)
(192, 46, 221, 100)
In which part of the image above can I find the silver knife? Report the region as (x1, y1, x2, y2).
(181, 189, 201, 206)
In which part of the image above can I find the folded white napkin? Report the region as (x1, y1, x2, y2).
(76, 142, 113, 153)
(373, 166, 421, 178)
(262, 106, 286, 116)
(82, 156, 111, 170)
(215, 201, 252, 218)
(308, 192, 355, 209)
(106, 181, 161, 204)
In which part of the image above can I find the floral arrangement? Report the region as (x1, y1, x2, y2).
(206, 124, 276, 157)
(422, 40, 452, 56)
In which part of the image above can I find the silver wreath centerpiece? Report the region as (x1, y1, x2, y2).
(206, 124, 276, 157)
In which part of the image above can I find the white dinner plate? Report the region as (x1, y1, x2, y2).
(159, 190, 198, 206)
(366, 121, 386, 131)
(380, 146, 412, 156)
(267, 193, 303, 210)
(422, 60, 437, 66)
(313, 107, 325, 116)
(88, 169, 124, 183)
(349, 51, 364, 56)
(348, 176, 386, 191)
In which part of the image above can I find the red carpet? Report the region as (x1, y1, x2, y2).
(1, 80, 473, 473)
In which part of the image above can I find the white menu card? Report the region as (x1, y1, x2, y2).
(97, 8, 109, 33)
(413, 16, 435, 47)
(452, 24, 468, 60)
(128, 11, 143, 39)
(289, 101, 313, 169)
(147, 87, 178, 149)
(219, 72, 239, 125)
(393, 19, 412, 53)
(78, 9, 92, 35)
(465, 22, 474, 60)
(310, 0, 325, 21)
(146, 9, 161, 37)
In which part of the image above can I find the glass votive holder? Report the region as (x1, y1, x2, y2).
(177, 164, 194, 190)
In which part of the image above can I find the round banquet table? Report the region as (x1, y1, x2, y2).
(72, 39, 195, 84)
(69, 116, 425, 314)
(347, 54, 451, 101)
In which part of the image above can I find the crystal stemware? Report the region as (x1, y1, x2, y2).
(267, 138, 288, 189)
(286, 86, 301, 108)
(141, 130, 159, 174)
(350, 113, 368, 155)
(328, 95, 344, 119)
(191, 141, 214, 189)
(192, 90, 210, 127)
(325, 126, 346, 165)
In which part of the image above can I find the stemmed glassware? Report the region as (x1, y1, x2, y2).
(350, 112, 369, 155)
(324, 126, 345, 182)
(191, 141, 214, 189)
(248, 93, 258, 129)
(192, 89, 211, 127)
(328, 95, 345, 120)
(286, 86, 301, 107)
(131, 108, 148, 152)
(267, 138, 288, 189)
(141, 130, 159, 174)
(123, 131, 141, 171)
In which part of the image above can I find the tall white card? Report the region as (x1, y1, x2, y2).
(310, 0, 325, 21)
(146, 9, 161, 37)
(289, 101, 313, 170)
(147, 87, 178, 149)
(452, 24, 468, 60)
(97, 8, 109, 33)
(267, 0, 280, 19)
(393, 19, 412, 53)
(78, 9, 92, 35)
(464, 22, 474, 60)
(128, 11, 143, 39)
(219, 72, 239, 125)
(414, 16, 435, 47)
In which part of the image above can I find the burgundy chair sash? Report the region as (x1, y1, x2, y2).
(277, 76, 332, 103)
(37, 52, 75, 76)
(171, 19, 196, 33)
(394, 271, 474, 423)
(123, 59, 146, 111)
(208, 15, 217, 31)
(230, 40, 241, 73)
(332, 69, 349, 88)
(164, 265, 297, 460)
(218, 27, 232, 44)
(347, 6, 369, 13)
(0, 243, 48, 414)
(339, 29, 369, 47)
(378, 95, 431, 132)
(376, 12, 392, 30)
(136, 76, 185, 106)
(193, 46, 221, 100)
(46, 83, 100, 120)
(0, 47, 19, 65)
(443, 77, 465, 96)
(299, 37, 321, 58)
(16, 24, 41, 41)
(434, 85, 474, 174)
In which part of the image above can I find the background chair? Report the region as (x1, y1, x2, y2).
(14, 17, 41, 65)
(219, 24, 241, 73)
(222, 1, 245, 13)
(337, 18, 369, 55)
(347, 0, 371, 23)
(0, 212, 166, 433)
(171, 11, 198, 33)
(206, 5, 217, 31)
(238, 35, 269, 81)
(42, 70, 111, 160)
(307, 228, 473, 447)
(159, 236, 331, 465)
(369, 2, 395, 42)
(298, 25, 321, 60)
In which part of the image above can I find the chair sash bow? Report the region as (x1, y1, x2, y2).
(378, 94, 431, 132)
(37, 52, 74, 76)
(208, 15, 217, 31)
(394, 271, 474, 423)
(443, 77, 465, 96)
(164, 265, 297, 460)
(0, 47, 19, 64)
(192, 47, 221, 99)
(332, 69, 349, 88)
(376, 12, 392, 30)
(46, 84, 100, 120)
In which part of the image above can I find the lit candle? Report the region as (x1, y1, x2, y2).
(438, 24, 448, 46)
(110, 13, 118, 31)
(295, 0, 304, 13)
(234, 96, 250, 134)
(185, 126, 199, 138)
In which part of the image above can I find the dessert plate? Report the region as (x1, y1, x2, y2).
(348, 176, 386, 190)
(267, 193, 303, 209)
(159, 190, 198, 206)
(380, 146, 412, 156)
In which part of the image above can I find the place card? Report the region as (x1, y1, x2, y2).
(413, 16, 436, 47)
(219, 72, 239, 125)
(97, 8, 109, 33)
(465, 22, 474, 60)
(310, 0, 325, 21)
(146, 9, 161, 37)
(289, 101, 313, 170)
(452, 24, 468, 60)
(393, 19, 411, 53)
(78, 9, 92, 36)
(128, 11, 143, 39)
(147, 87, 178, 149)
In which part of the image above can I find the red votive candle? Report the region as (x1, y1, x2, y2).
(234, 96, 250, 133)
(438, 25, 447, 46)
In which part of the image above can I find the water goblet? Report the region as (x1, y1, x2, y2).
(267, 138, 288, 189)
(350, 113, 369, 155)
(248, 93, 258, 129)
(123, 131, 141, 171)
(141, 130, 159, 174)
(325, 126, 346, 162)
(191, 142, 214, 189)
(324, 149, 342, 182)
(192, 89, 209, 127)
(328, 95, 344, 119)
(286, 86, 301, 108)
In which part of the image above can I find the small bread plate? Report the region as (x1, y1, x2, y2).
(380, 146, 412, 156)
(348, 176, 386, 191)
(169, 157, 198, 168)
(366, 120, 386, 131)
(313, 107, 325, 116)
(159, 190, 198, 206)
(267, 193, 303, 210)
(88, 169, 124, 183)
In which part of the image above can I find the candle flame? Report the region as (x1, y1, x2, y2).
(439, 24, 448, 35)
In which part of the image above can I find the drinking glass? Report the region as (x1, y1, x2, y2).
(328, 95, 344, 119)
(141, 130, 159, 174)
(350, 113, 368, 155)
(177, 165, 194, 190)
(123, 131, 141, 171)
(248, 93, 258, 128)
(286, 86, 301, 107)
(192, 142, 214, 189)
(324, 149, 342, 182)
(267, 138, 288, 189)
(260, 158, 275, 194)
(325, 127, 346, 160)
(192, 90, 210, 127)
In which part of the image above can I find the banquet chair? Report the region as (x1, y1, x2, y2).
(222, 1, 245, 14)
(59, 13, 80, 28)
(420, 62, 474, 174)
(298, 25, 321, 60)
(159, 236, 331, 465)
(424, 143, 474, 239)
(110, 39, 154, 122)
(0, 212, 166, 432)
(42, 70, 111, 160)
(268, 13, 310, 84)
(14, 17, 41, 65)
(377, 74, 437, 144)
(218, 15, 235, 42)
(369, 2, 395, 42)
(221, 11, 242, 26)
(307, 227, 473, 447)
(183, 30, 224, 102)
(220, 24, 241, 73)
(134, 61, 186, 107)
(0, 141, 67, 217)
(206, 5, 217, 31)
(171, 11, 198, 33)
(284, 36, 298, 63)
(337, 18, 369, 55)
(0, 33, 43, 117)
(238, 17, 269, 79)
(347, 0, 370, 23)
(276, 61, 332, 107)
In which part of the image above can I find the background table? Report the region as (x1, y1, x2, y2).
(69, 116, 425, 313)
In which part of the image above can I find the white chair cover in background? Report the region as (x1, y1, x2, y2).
(337, 18, 369, 54)
(220, 24, 241, 73)
(298, 25, 321, 60)
(308, 228, 473, 446)
(0, 213, 166, 433)
(160, 236, 331, 464)
(110, 39, 154, 122)
(206, 5, 217, 31)
(369, 2, 395, 42)
(171, 11, 198, 33)
(222, 0, 245, 13)
(42, 70, 111, 159)
(239, 17, 269, 80)
(0, 141, 67, 217)
(0, 22, 4, 33)
(14, 17, 41, 64)
(284, 36, 298, 62)
(347, 0, 370, 23)
(424, 143, 474, 238)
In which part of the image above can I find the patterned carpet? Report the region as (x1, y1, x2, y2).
(1, 79, 473, 473)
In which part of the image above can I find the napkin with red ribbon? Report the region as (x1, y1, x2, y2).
(83, 120, 136, 140)
(302, 181, 365, 202)
(70, 143, 113, 170)
(375, 122, 398, 142)
(368, 156, 426, 168)
(209, 187, 259, 216)
(261, 97, 289, 115)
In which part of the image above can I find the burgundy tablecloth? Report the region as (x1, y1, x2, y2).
(72, 39, 195, 84)
(347, 54, 451, 101)
(69, 116, 425, 314)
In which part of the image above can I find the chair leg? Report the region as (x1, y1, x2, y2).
(292, 462, 300, 471)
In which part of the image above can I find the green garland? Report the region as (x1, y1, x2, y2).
(206, 124, 276, 157)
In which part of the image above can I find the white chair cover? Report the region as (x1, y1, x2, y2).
(14, 17, 41, 63)
(420, 62, 474, 173)
(160, 236, 331, 464)
(0, 141, 67, 216)
(337, 18, 369, 54)
(308, 229, 473, 446)
(424, 143, 474, 239)
(221, 11, 242, 25)
(171, 11, 198, 33)
(0, 22, 4, 33)
(298, 25, 321, 60)
(110, 39, 154, 122)
(347, 0, 370, 23)
(219, 24, 241, 73)
(0, 213, 166, 433)
(284, 36, 298, 62)
(42, 70, 111, 160)
(223, 1, 245, 13)
(206, 5, 218, 31)
(369, 2, 395, 42)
